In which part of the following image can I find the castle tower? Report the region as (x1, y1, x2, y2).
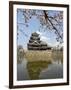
(27, 32, 49, 50)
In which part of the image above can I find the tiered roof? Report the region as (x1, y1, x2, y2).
(27, 32, 50, 50)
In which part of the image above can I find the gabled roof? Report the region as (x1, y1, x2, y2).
(32, 40, 40, 45)
(32, 32, 39, 36)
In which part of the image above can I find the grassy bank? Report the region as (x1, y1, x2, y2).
(17, 50, 63, 63)
(24, 50, 52, 62)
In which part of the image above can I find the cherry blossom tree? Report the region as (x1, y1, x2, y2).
(17, 9, 63, 43)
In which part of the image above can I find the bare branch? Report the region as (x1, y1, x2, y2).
(48, 18, 62, 39)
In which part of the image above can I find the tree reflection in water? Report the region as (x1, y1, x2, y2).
(52, 51, 63, 64)
(27, 61, 52, 80)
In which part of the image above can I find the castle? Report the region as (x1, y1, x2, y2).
(27, 32, 51, 50)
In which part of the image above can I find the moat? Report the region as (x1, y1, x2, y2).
(17, 51, 63, 80)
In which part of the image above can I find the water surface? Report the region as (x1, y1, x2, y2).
(17, 51, 63, 80)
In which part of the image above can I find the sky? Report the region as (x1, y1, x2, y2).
(17, 9, 63, 50)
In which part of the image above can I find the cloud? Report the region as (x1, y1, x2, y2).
(36, 31, 42, 35)
(40, 36, 50, 44)
(40, 36, 60, 47)
(48, 42, 60, 47)
(52, 42, 59, 47)
(36, 31, 61, 47)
